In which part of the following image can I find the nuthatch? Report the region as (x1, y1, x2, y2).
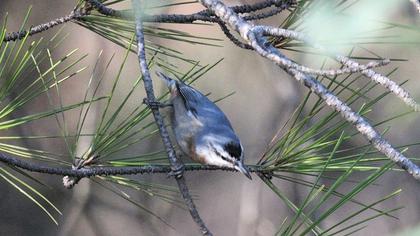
(155, 71, 251, 179)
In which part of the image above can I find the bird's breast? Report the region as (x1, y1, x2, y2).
(188, 141, 207, 164)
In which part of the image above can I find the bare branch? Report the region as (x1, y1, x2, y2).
(3, 10, 85, 42)
(84, 0, 292, 22)
(132, 1, 212, 235)
(339, 56, 419, 111)
(4, 0, 290, 44)
(0, 153, 169, 177)
(199, 0, 420, 180)
(85, 0, 125, 18)
(86, 0, 294, 21)
(216, 21, 252, 49)
(256, 26, 418, 110)
(74, 0, 404, 81)
(84, 0, 398, 80)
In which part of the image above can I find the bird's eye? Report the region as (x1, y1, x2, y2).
(220, 155, 230, 162)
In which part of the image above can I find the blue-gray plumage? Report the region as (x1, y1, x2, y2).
(156, 71, 251, 179)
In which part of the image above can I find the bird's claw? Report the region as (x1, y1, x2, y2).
(143, 98, 172, 109)
(167, 166, 184, 179)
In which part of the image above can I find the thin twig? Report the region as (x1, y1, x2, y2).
(86, 0, 124, 18)
(0, 153, 168, 176)
(216, 21, 252, 49)
(132, 1, 212, 235)
(256, 26, 418, 110)
(199, 0, 420, 180)
(3, 10, 85, 42)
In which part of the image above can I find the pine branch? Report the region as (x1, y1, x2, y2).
(255, 27, 417, 110)
(216, 21, 252, 49)
(85, 0, 294, 21)
(254, 26, 418, 110)
(3, 0, 292, 42)
(198, 0, 420, 180)
(132, 1, 212, 235)
(3, 10, 85, 42)
(81, 1, 404, 80)
(0, 152, 264, 177)
(82, 0, 396, 78)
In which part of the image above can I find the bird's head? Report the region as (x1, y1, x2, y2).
(155, 71, 177, 94)
(197, 135, 252, 179)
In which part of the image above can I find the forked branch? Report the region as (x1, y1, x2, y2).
(3, 0, 290, 42)
(198, 0, 420, 180)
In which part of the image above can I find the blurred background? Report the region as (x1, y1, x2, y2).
(1, 0, 420, 235)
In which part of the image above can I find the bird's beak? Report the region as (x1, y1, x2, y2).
(235, 161, 252, 180)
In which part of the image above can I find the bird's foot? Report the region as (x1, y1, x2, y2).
(167, 165, 184, 179)
(143, 98, 172, 109)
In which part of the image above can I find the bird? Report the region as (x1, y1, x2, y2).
(155, 71, 251, 179)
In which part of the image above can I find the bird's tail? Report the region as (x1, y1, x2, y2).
(155, 71, 177, 90)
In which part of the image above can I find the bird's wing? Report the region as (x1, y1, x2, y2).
(177, 82, 203, 116)
(177, 82, 234, 128)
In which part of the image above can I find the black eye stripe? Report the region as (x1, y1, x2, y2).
(220, 155, 229, 162)
(210, 144, 231, 162)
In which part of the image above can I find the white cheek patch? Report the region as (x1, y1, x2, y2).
(196, 146, 235, 168)
(214, 145, 233, 161)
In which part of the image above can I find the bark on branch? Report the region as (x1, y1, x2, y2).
(199, 0, 420, 180)
(3, 0, 291, 42)
(0, 152, 262, 177)
(131, 1, 212, 235)
(4, 10, 85, 42)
